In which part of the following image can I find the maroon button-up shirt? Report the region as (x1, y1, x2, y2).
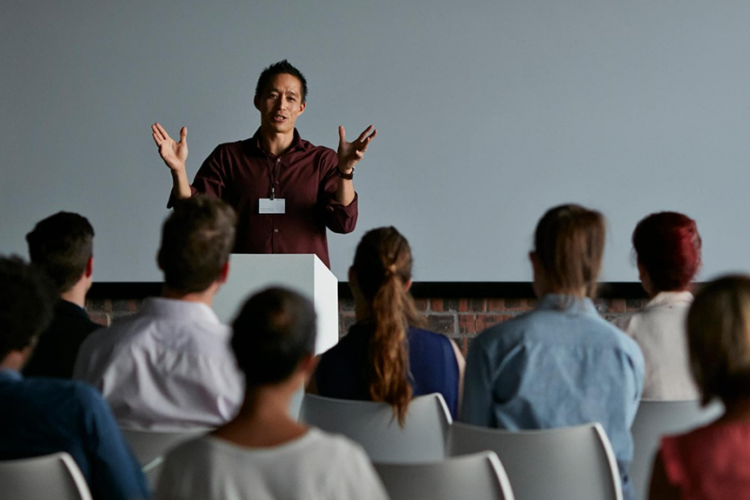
(169, 129, 358, 268)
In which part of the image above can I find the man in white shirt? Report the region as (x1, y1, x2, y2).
(155, 287, 389, 500)
(74, 195, 244, 430)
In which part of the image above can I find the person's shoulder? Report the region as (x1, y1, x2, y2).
(304, 428, 371, 463)
(472, 310, 535, 349)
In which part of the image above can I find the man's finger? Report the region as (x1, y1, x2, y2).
(338, 125, 346, 144)
(152, 124, 165, 142)
(179, 126, 187, 143)
(155, 123, 172, 142)
(152, 133, 161, 147)
(368, 129, 378, 141)
(355, 125, 374, 142)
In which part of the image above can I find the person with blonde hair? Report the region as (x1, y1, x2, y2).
(314, 226, 464, 421)
(649, 275, 750, 499)
(462, 204, 644, 500)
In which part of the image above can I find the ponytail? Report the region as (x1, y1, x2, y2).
(353, 227, 424, 426)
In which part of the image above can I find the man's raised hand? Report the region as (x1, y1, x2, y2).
(337, 125, 377, 174)
(152, 123, 188, 173)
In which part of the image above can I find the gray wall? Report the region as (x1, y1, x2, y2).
(2, 1, 750, 282)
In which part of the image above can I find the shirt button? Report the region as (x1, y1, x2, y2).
(274, 229, 279, 233)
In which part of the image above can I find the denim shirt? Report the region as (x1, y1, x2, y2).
(462, 294, 645, 500)
(0, 369, 149, 500)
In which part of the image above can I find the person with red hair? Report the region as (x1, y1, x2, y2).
(615, 211, 702, 400)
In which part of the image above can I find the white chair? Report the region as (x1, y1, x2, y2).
(449, 422, 622, 500)
(630, 399, 723, 500)
(0, 452, 93, 500)
(120, 428, 210, 488)
(299, 393, 452, 462)
(374, 451, 515, 500)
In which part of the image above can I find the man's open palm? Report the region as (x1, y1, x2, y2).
(152, 123, 188, 172)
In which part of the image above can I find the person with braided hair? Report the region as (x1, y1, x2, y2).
(313, 227, 464, 421)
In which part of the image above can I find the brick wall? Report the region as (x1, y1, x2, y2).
(86, 295, 647, 357)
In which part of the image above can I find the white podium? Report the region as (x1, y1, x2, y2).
(213, 254, 339, 355)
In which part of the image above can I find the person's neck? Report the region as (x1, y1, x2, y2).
(260, 128, 295, 156)
(1, 349, 29, 372)
(213, 382, 307, 447)
(60, 280, 89, 308)
(354, 297, 372, 322)
(719, 398, 750, 424)
(161, 284, 218, 307)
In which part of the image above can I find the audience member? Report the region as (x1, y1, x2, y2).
(615, 212, 701, 399)
(649, 275, 750, 499)
(0, 256, 148, 500)
(461, 204, 644, 500)
(74, 195, 244, 430)
(22, 212, 99, 378)
(155, 287, 388, 500)
(314, 226, 464, 421)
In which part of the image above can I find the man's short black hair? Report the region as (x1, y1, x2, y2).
(158, 195, 237, 293)
(231, 287, 317, 386)
(255, 60, 308, 103)
(26, 212, 94, 294)
(0, 256, 55, 360)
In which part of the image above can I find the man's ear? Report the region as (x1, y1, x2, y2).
(300, 353, 319, 377)
(218, 261, 230, 284)
(404, 278, 413, 292)
(84, 256, 94, 279)
(298, 101, 306, 116)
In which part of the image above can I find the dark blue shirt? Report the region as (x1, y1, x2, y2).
(315, 321, 460, 418)
(0, 370, 149, 500)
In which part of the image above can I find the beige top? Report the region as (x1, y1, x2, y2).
(614, 291, 700, 400)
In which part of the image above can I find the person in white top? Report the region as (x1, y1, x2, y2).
(74, 195, 244, 429)
(155, 287, 389, 500)
(615, 211, 702, 400)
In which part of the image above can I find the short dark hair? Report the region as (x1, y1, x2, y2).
(255, 60, 308, 103)
(158, 195, 237, 293)
(0, 256, 55, 360)
(533, 204, 606, 298)
(633, 212, 701, 292)
(231, 287, 317, 386)
(26, 212, 94, 293)
(687, 275, 750, 407)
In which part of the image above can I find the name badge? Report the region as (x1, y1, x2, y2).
(259, 198, 286, 214)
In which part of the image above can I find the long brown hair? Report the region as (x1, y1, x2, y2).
(534, 204, 606, 298)
(352, 227, 424, 425)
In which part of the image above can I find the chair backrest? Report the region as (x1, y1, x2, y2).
(0, 452, 93, 500)
(120, 428, 210, 488)
(449, 422, 622, 500)
(299, 393, 452, 462)
(374, 451, 515, 500)
(630, 399, 723, 500)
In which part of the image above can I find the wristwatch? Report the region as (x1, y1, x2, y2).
(337, 167, 354, 180)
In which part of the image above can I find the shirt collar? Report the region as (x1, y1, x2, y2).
(537, 294, 599, 315)
(0, 369, 22, 382)
(56, 299, 90, 319)
(647, 290, 694, 308)
(250, 127, 308, 156)
(141, 297, 222, 325)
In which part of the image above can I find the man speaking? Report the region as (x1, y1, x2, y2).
(152, 60, 376, 268)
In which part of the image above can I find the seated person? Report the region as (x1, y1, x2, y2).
(649, 275, 750, 500)
(23, 212, 100, 378)
(461, 204, 645, 500)
(74, 196, 244, 430)
(615, 212, 701, 399)
(154, 287, 388, 500)
(0, 256, 148, 500)
(314, 226, 465, 421)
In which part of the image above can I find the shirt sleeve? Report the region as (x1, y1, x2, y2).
(79, 386, 150, 500)
(318, 151, 358, 234)
(166, 146, 227, 208)
(460, 337, 494, 426)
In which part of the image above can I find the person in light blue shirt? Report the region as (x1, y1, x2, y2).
(0, 256, 148, 500)
(462, 204, 645, 500)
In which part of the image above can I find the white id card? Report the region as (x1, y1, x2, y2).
(259, 198, 286, 214)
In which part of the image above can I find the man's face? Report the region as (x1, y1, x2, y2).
(255, 73, 306, 134)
